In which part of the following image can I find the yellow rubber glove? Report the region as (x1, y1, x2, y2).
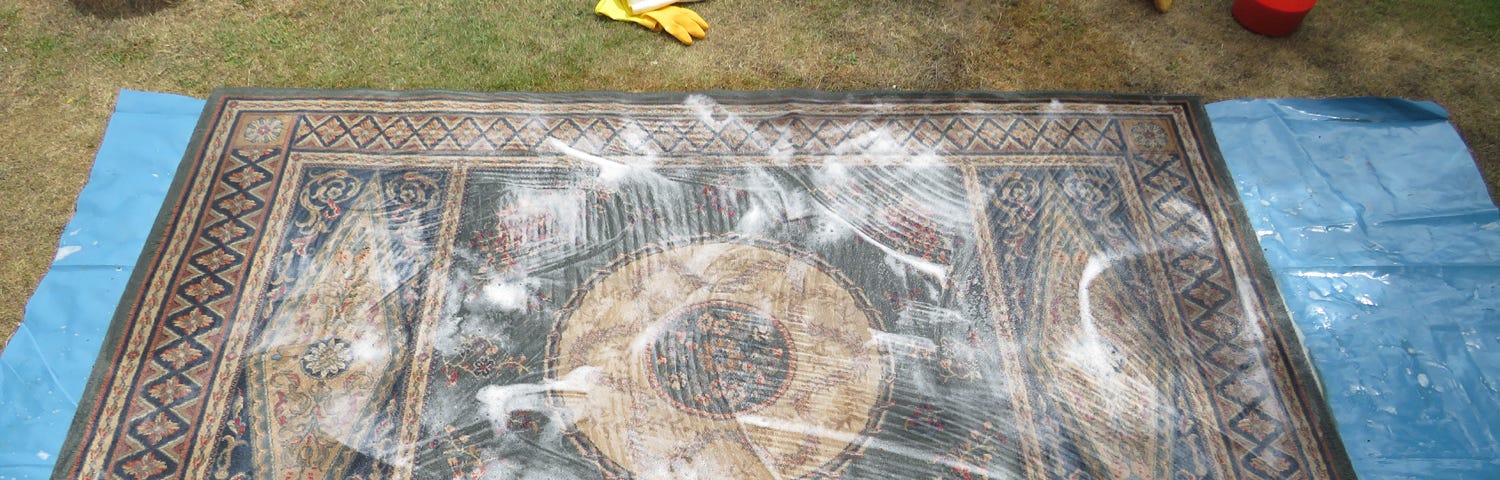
(641, 6, 708, 45)
(596, 0, 657, 28)
(595, 0, 708, 45)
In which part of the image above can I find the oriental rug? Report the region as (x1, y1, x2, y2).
(55, 90, 1355, 480)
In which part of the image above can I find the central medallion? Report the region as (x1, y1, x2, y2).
(549, 240, 888, 479)
(648, 300, 794, 419)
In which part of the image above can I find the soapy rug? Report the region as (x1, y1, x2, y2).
(54, 90, 1354, 479)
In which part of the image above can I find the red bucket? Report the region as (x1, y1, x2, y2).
(1233, 0, 1318, 37)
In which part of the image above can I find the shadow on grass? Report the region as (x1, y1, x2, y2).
(67, 0, 182, 19)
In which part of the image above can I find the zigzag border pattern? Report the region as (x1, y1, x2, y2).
(290, 113, 1127, 156)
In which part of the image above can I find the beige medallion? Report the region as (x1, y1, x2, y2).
(552, 241, 885, 479)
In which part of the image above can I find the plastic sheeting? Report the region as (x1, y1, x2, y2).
(52, 89, 1368, 477)
(0, 90, 205, 480)
(54, 90, 1364, 479)
(0, 91, 1495, 479)
(1209, 98, 1500, 479)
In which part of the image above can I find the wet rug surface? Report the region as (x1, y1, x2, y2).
(55, 90, 1353, 479)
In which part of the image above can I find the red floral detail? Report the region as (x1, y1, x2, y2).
(217, 194, 258, 216)
(225, 168, 266, 188)
(440, 336, 531, 385)
(468, 207, 554, 274)
(118, 453, 168, 478)
(1130, 122, 1169, 149)
(436, 424, 489, 479)
(933, 421, 1009, 480)
(696, 186, 749, 218)
(313, 117, 350, 144)
(381, 119, 417, 148)
(241, 117, 285, 144)
(180, 278, 225, 303)
(885, 287, 924, 313)
(135, 413, 181, 443)
(347, 116, 383, 145)
(146, 377, 193, 404)
(506, 411, 540, 434)
(158, 343, 204, 369)
(193, 248, 236, 271)
(171, 308, 216, 334)
(883, 201, 951, 263)
(206, 223, 247, 243)
(904, 402, 945, 431)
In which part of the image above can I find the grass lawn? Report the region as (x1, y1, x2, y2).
(0, 0, 1497, 345)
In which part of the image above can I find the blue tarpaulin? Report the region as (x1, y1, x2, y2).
(1, 91, 1495, 479)
(1209, 98, 1500, 478)
(0, 90, 205, 480)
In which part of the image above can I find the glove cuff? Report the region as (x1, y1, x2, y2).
(629, 0, 678, 14)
